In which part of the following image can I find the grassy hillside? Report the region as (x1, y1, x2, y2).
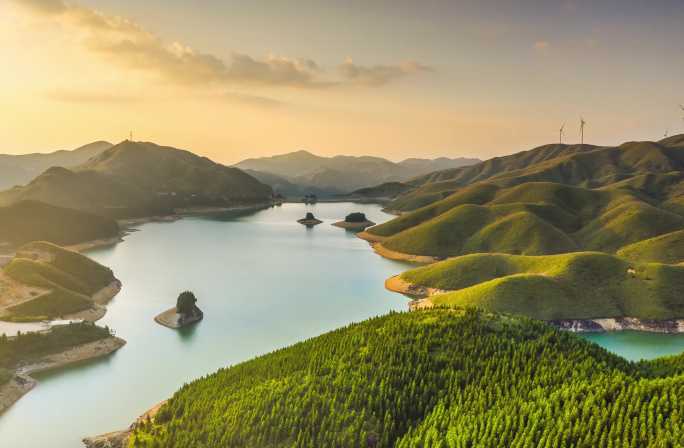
(0, 200, 119, 249)
(371, 181, 684, 258)
(400, 252, 684, 319)
(0, 141, 272, 218)
(346, 182, 414, 200)
(130, 310, 684, 447)
(384, 135, 684, 213)
(2, 242, 116, 320)
(617, 230, 684, 263)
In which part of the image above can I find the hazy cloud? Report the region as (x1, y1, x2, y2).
(14, 0, 430, 90)
(534, 41, 550, 52)
(338, 59, 433, 86)
(45, 88, 139, 103)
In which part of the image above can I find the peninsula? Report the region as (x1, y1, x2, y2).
(0, 242, 121, 323)
(0, 322, 124, 414)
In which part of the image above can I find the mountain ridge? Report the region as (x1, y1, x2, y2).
(0, 141, 272, 218)
(234, 150, 480, 195)
(0, 141, 113, 190)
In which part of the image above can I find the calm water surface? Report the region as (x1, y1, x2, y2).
(579, 331, 684, 362)
(1, 202, 683, 447)
(0, 203, 410, 447)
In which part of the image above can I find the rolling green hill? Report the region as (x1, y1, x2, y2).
(384, 135, 684, 213)
(0, 141, 273, 218)
(129, 310, 684, 447)
(1, 242, 117, 320)
(0, 200, 119, 250)
(617, 229, 684, 264)
(370, 181, 684, 258)
(400, 252, 684, 320)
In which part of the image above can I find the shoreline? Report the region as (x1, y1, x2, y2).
(369, 242, 439, 264)
(0, 336, 126, 415)
(356, 231, 439, 263)
(331, 220, 376, 231)
(154, 307, 203, 329)
(386, 275, 684, 333)
(57, 279, 123, 323)
(66, 236, 125, 253)
(83, 400, 166, 448)
(119, 202, 275, 228)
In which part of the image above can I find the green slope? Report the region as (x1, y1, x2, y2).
(401, 252, 684, 319)
(369, 181, 684, 258)
(2, 242, 116, 320)
(130, 310, 684, 448)
(617, 229, 684, 263)
(0, 141, 273, 218)
(386, 136, 684, 213)
(0, 200, 119, 249)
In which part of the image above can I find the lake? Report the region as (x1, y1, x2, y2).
(0, 202, 683, 447)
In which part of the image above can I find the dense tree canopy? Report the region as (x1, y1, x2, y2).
(345, 212, 368, 223)
(176, 291, 198, 315)
(129, 310, 684, 447)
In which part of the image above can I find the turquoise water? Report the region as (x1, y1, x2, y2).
(579, 331, 684, 362)
(0, 203, 411, 447)
(0, 202, 683, 447)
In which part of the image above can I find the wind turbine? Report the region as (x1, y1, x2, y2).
(559, 123, 565, 144)
(579, 117, 586, 145)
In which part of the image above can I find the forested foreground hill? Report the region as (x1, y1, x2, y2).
(129, 310, 684, 448)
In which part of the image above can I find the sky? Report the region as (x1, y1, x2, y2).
(2, 0, 684, 164)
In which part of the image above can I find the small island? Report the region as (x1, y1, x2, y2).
(332, 212, 376, 231)
(297, 212, 323, 226)
(154, 291, 203, 329)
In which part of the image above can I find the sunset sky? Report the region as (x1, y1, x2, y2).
(2, 0, 683, 164)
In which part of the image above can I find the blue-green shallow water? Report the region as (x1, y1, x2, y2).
(579, 331, 684, 362)
(1, 202, 683, 447)
(0, 203, 411, 447)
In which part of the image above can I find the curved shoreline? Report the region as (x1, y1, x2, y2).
(384, 275, 446, 310)
(154, 307, 203, 329)
(331, 220, 376, 230)
(385, 275, 684, 333)
(83, 400, 166, 448)
(370, 242, 439, 264)
(0, 336, 126, 415)
(356, 231, 440, 263)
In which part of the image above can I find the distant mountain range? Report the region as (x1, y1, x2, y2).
(234, 150, 480, 196)
(0, 141, 272, 218)
(0, 141, 113, 190)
